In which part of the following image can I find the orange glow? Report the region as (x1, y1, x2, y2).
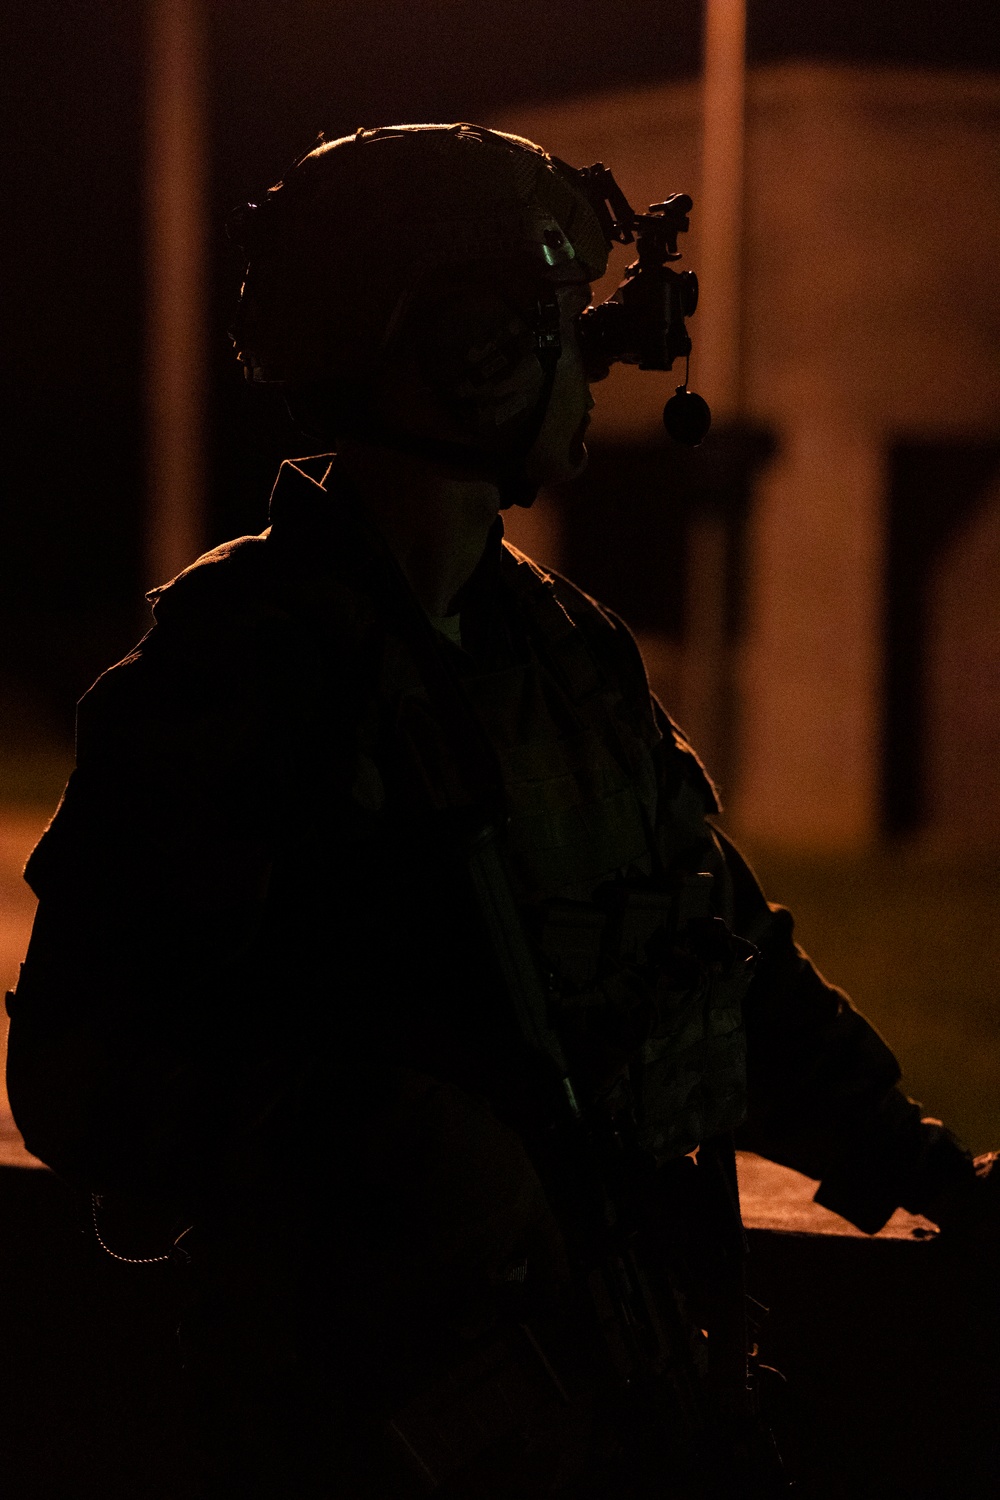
(145, 0, 207, 586)
(699, 0, 746, 419)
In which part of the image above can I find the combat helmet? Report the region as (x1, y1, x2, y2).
(229, 124, 614, 487)
(231, 123, 609, 388)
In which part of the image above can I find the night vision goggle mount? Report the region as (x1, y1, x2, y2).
(565, 162, 711, 445)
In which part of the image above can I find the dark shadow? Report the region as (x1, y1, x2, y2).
(883, 440, 1000, 836)
(557, 426, 776, 641)
(557, 426, 774, 793)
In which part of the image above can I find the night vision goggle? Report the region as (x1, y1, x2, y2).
(558, 161, 711, 446)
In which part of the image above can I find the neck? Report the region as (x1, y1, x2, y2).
(337, 439, 502, 616)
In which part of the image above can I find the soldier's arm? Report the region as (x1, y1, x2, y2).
(631, 664, 979, 1235)
(715, 827, 979, 1234)
(539, 582, 989, 1235)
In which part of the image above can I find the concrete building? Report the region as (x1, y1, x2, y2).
(496, 64, 1000, 852)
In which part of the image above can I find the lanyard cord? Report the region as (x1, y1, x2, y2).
(90, 1193, 190, 1266)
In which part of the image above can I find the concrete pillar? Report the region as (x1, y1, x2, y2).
(678, 505, 730, 771)
(145, 0, 207, 586)
(733, 414, 884, 849)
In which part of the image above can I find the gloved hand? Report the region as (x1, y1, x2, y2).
(921, 1150, 1000, 1243)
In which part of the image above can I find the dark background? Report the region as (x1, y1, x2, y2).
(4, 22, 1000, 1494)
(6, 0, 1000, 750)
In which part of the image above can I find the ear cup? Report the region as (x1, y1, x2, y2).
(418, 302, 548, 455)
(448, 350, 547, 448)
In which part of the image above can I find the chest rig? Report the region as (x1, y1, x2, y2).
(378, 533, 754, 1162)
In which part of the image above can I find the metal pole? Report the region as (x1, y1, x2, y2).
(698, 0, 746, 419)
(145, 0, 207, 587)
(680, 0, 747, 791)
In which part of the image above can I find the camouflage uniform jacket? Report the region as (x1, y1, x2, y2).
(6, 455, 973, 1235)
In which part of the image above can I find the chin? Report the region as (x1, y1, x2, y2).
(528, 451, 587, 489)
(525, 414, 591, 487)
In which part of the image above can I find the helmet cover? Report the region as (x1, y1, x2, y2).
(231, 123, 610, 386)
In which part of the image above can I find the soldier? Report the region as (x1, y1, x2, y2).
(6, 124, 998, 1497)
